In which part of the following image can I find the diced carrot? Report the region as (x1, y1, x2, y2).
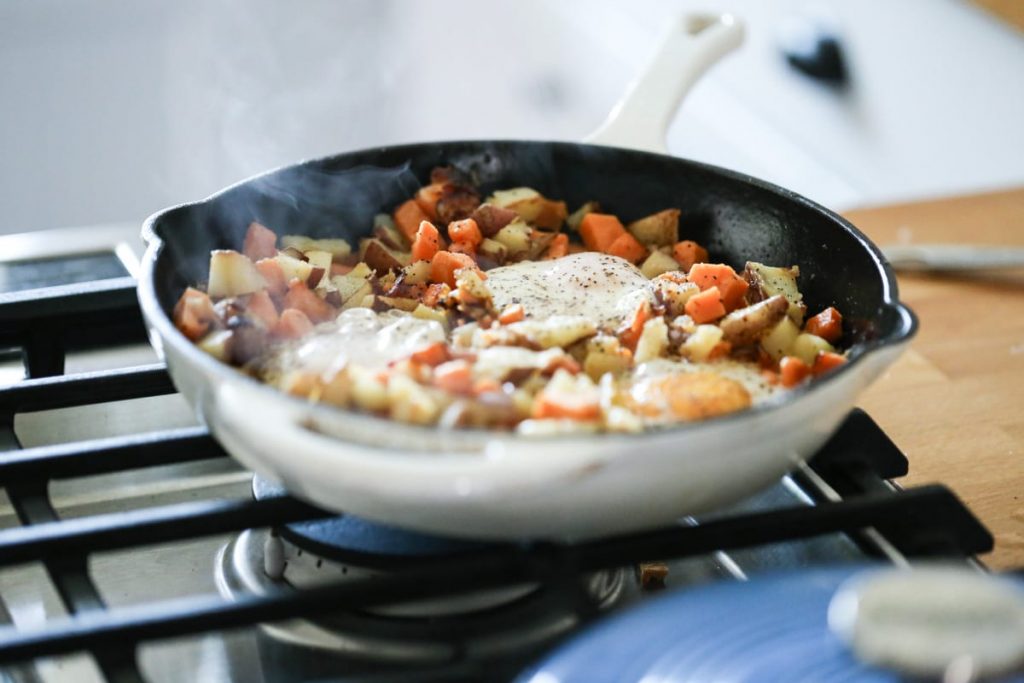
(684, 286, 726, 324)
(498, 303, 525, 325)
(409, 341, 450, 367)
(543, 233, 569, 260)
(433, 360, 473, 394)
(421, 283, 449, 307)
(707, 340, 732, 360)
(173, 287, 218, 341)
(449, 240, 476, 257)
(618, 300, 652, 351)
(255, 258, 288, 297)
(579, 213, 626, 252)
(415, 183, 445, 221)
(283, 280, 336, 323)
(330, 263, 354, 277)
(688, 263, 748, 311)
(672, 240, 709, 272)
(430, 250, 478, 288)
(780, 356, 811, 387)
(805, 307, 843, 343)
(812, 351, 847, 376)
(606, 232, 648, 264)
(532, 390, 601, 420)
(271, 308, 314, 339)
(394, 199, 430, 244)
(243, 222, 278, 261)
(448, 218, 483, 247)
(246, 289, 279, 328)
(473, 377, 502, 395)
(761, 368, 780, 385)
(411, 220, 442, 262)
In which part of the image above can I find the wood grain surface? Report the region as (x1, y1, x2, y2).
(843, 187, 1024, 570)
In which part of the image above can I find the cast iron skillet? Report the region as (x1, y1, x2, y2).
(137, 15, 916, 540)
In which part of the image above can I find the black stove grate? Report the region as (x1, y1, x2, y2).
(0, 278, 995, 683)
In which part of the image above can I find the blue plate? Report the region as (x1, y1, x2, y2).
(517, 566, 1024, 683)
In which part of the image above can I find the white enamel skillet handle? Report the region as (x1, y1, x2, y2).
(586, 13, 744, 153)
(211, 13, 745, 503)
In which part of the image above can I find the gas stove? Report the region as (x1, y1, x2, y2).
(0, 224, 994, 683)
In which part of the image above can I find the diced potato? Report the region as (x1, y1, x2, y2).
(387, 373, 442, 425)
(275, 251, 314, 284)
(197, 329, 233, 361)
(627, 209, 680, 247)
(478, 238, 508, 264)
(304, 250, 332, 288)
(492, 220, 533, 256)
(401, 259, 432, 285)
(486, 188, 568, 230)
(744, 262, 806, 326)
(207, 250, 267, 298)
(450, 322, 479, 348)
(680, 324, 724, 361)
(583, 335, 633, 381)
(280, 235, 352, 259)
(372, 214, 408, 250)
(348, 262, 373, 280)
(360, 238, 408, 275)
(339, 282, 373, 310)
(718, 295, 789, 346)
(412, 304, 449, 327)
(454, 269, 491, 300)
(790, 332, 835, 366)
(567, 201, 600, 232)
(504, 315, 597, 349)
(760, 317, 801, 361)
(330, 269, 372, 304)
(349, 366, 389, 412)
(376, 296, 419, 312)
(653, 277, 700, 317)
(634, 316, 669, 363)
(640, 250, 681, 279)
(319, 369, 351, 406)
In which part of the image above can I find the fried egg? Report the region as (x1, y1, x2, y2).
(484, 252, 654, 329)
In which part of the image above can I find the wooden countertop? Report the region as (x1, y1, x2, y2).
(843, 187, 1024, 570)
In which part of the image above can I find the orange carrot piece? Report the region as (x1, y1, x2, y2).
(805, 307, 843, 343)
(684, 286, 726, 324)
(283, 280, 336, 323)
(687, 263, 748, 311)
(812, 351, 847, 376)
(532, 390, 601, 420)
(430, 250, 478, 288)
(498, 303, 525, 325)
(606, 232, 648, 264)
(780, 356, 811, 387)
(246, 289, 279, 328)
(173, 287, 218, 341)
(394, 199, 430, 244)
(255, 258, 288, 297)
(421, 283, 449, 307)
(707, 340, 733, 360)
(618, 300, 652, 351)
(473, 377, 502, 395)
(719, 276, 749, 312)
(414, 183, 445, 221)
(543, 233, 569, 260)
(433, 360, 473, 394)
(409, 341, 450, 367)
(579, 213, 626, 252)
(672, 240, 709, 272)
(243, 222, 278, 261)
(449, 240, 476, 257)
(271, 308, 314, 339)
(448, 218, 483, 247)
(411, 220, 442, 262)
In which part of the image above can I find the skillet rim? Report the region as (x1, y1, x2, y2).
(137, 139, 919, 447)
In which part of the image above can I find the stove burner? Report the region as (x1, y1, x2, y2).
(252, 475, 503, 567)
(218, 477, 632, 675)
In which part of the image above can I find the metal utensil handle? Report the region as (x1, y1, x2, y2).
(585, 13, 744, 154)
(883, 244, 1024, 272)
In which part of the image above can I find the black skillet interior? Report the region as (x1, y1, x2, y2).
(149, 141, 911, 349)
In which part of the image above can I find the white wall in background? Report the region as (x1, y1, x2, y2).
(0, 0, 1022, 235)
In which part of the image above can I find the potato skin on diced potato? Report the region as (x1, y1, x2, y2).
(627, 209, 680, 247)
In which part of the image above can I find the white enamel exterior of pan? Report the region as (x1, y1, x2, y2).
(139, 14, 914, 540)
